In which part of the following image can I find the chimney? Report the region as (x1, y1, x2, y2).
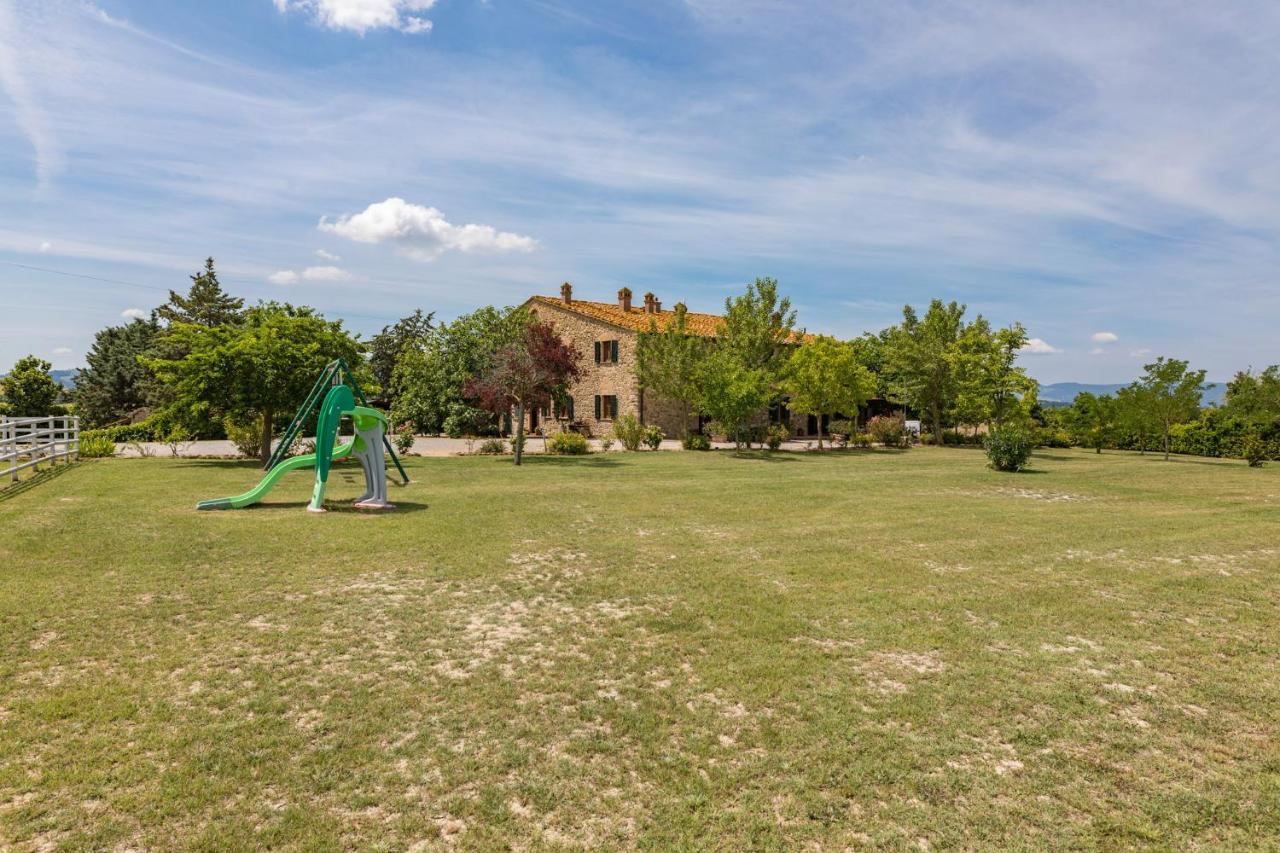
(618, 287, 633, 311)
(560, 281, 573, 304)
(643, 292, 658, 314)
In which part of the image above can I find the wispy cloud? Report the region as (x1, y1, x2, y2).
(1091, 331, 1118, 343)
(0, 1, 64, 188)
(121, 308, 148, 320)
(1021, 338, 1061, 355)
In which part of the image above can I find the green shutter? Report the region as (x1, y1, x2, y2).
(594, 341, 601, 363)
(610, 340, 619, 363)
(594, 395, 601, 419)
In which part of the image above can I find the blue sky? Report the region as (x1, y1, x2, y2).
(2, 0, 1277, 383)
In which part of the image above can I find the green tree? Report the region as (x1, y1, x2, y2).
(693, 347, 770, 449)
(886, 300, 966, 443)
(369, 309, 434, 404)
(465, 322, 581, 465)
(718, 276, 799, 391)
(391, 306, 529, 436)
(147, 303, 362, 464)
(74, 316, 162, 427)
(952, 319, 1038, 432)
(2, 355, 62, 416)
(848, 330, 894, 401)
(1224, 365, 1280, 430)
(636, 303, 710, 438)
(782, 336, 876, 448)
(156, 258, 245, 327)
(1115, 383, 1158, 454)
(1064, 392, 1119, 453)
(1131, 357, 1208, 461)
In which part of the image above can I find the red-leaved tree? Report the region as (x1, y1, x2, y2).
(464, 321, 581, 465)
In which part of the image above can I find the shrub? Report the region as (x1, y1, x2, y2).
(1243, 432, 1269, 467)
(394, 425, 415, 455)
(443, 403, 494, 439)
(828, 419, 854, 448)
(224, 418, 262, 460)
(643, 425, 664, 451)
(765, 423, 789, 451)
(163, 426, 193, 458)
(868, 414, 909, 448)
(476, 437, 507, 455)
(612, 414, 645, 451)
(548, 430, 590, 455)
(849, 431, 873, 448)
(985, 426, 1034, 472)
(599, 436, 614, 452)
(745, 425, 767, 448)
(1035, 428, 1073, 449)
(78, 433, 116, 458)
(682, 432, 711, 451)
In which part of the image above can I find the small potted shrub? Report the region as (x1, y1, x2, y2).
(612, 414, 645, 451)
(548, 431, 590, 455)
(765, 423, 789, 451)
(681, 432, 711, 451)
(643, 425, 664, 450)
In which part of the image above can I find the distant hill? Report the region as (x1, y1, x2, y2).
(51, 369, 80, 390)
(1039, 381, 1228, 407)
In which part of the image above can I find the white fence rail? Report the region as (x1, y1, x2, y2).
(1, 416, 80, 483)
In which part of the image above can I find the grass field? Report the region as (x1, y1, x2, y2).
(2, 447, 1278, 849)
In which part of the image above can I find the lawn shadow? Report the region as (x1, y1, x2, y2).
(726, 450, 798, 462)
(0, 461, 79, 503)
(516, 454, 622, 468)
(214, 500, 432, 514)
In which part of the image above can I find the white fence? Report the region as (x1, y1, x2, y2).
(1, 416, 80, 483)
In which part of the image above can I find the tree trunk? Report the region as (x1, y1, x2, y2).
(513, 402, 525, 466)
(816, 416, 824, 450)
(1163, 429, 1170, 461)
(259, 408, 273, 467)
(932, 403, 942, 447)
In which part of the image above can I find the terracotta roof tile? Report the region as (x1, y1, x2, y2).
(528, 295, 813, 342)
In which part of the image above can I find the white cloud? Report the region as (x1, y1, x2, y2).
(121, 308, 148, 320)
(1020, 338, 1061, 355)
(52, 346, 72, 355)
(0, 2, 64, 188)
(1130, 348, 1152, 358)
(272, 0, 435, 35)
(315, 248, 341, 261)
(301, 265, 349, 281)
(1091, 331, 1119, 343)
(269, 265, 350, 284)
(319, 198, 538, 261)
(38, 240, 52, 252)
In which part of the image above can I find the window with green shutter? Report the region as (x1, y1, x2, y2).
(595, 340, 619, 364)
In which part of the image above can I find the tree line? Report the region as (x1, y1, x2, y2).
(3, 259, 1274, 466)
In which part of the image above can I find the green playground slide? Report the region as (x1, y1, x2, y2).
(196, 438, 356, 510)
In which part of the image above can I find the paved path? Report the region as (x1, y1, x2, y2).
(113, 436, 828, 458)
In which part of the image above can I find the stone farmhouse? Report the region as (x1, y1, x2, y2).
(524, 283, 884, 439)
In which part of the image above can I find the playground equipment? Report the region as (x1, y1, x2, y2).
(197, 359, 406, 512)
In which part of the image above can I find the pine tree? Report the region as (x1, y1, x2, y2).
(157, 258, 245, 327)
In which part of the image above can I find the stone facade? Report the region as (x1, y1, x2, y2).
(525, 293, 693, 438)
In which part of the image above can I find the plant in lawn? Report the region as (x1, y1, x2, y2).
(600, 436, 614, 452)
(1128, 357, 1209, 461)
(612, 414, 646, 451)
(849, 431, 873, 448)
(681, 433, 711, 450)
(828, 419, 854, 448)
(781, 336, 875, 449)
(693, 347, 770, 450)
(765, 423, 789, 451)
(475, 438, 506, 455)
(78, 434, 117, 458)
(885, 300, 965, 444)
(2, 355, 62, 416)
(465, 321, 580, 466)
(1242, 432, 1269, 467)
(394, 424, 415, 455)
(163, 426, 193, 458)
(868, 413, 909, 448)
(145, 303, 363, 466)
(636, 303, 710, 438)
(548, 431, 590, 455)
(643, 425, 664, 451)
(224, 417, 262, 460)
(985, 425, 1034, 471)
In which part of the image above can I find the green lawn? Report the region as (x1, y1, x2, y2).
(2, 448, 1278, 849)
